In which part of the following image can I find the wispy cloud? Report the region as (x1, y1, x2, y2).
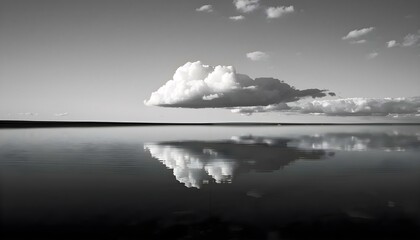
(366, 52, 379, 59)
(231, 97, 420, 117)
(231, 103, 291, 115)
(196, 5, 213, 13)
(229, 15, 245, 21)
(350, 39, 367, 44)
(54, 112, 69, 117)
(18, 112, 38, 116)
(402, 31, 420, 47)
(297, 97, 420, 116)
(385, 30, 420, 48)
(342, 27, 375, 40)
(246, 51, 269, 61)
(265, 6, 294, 19)
(234, 0, 259, 13)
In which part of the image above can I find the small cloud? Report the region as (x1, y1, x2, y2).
(54, 112, 69, 117)
(231, 103, 290, 115)
(229, 15, 245, 21)
(234, 0, 259, 13)
(342, 27, 375, 40)
(196, 5, 213, 13)
(366, 52, 379, 59)
(266, 6, 294, 19)
(350, 39, 367, 44)
(202, 94, 220, 101)
(402, 31, 420, 47)
(387, 40, 398, 48)
(246, 51, 270, 61)
(18, 112, 38, 116)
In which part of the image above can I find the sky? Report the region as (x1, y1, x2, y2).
(0, 0, 419, 122)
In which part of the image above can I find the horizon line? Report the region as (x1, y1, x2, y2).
(1, 120, 420, 129)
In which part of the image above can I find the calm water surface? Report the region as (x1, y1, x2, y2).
(1, 126, 420, 239)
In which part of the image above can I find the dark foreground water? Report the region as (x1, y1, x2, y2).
(1, 126, 420, 239)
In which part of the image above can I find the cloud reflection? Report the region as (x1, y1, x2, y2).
(144, 136, 328, 188)
(295, 132, 420, 152)
(145, 131, 420, 188)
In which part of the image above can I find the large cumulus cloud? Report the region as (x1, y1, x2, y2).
(144, 61, 330, 108)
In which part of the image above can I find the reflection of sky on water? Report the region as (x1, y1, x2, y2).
(295, 132, 420, 152)
(145, 132, 420, 188)
(1, 126, 420, 239)
(144, 136, 329, 188)
(145, 144, 236, 188)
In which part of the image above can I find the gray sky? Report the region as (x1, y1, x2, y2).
(1, 0, 419, 122)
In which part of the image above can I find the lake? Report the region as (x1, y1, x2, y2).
(1, 126, 420, 239)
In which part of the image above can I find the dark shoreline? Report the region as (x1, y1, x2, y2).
(1, 120, 420, 128)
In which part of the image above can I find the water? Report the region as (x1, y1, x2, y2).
(1, 126, 420, 239)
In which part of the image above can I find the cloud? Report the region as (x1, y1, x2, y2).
(229, 15, 245, 21)
(18, 112, 38, 116)
(387, 40, 398, 48)
(402, 31, 420, 47)
(196, 5, 213, 13)
(144, 61, 330, 108)
(231, 97, 420, 117)
(234, 0, 259, 13)
(231, 103, 291, 115)
(342, 27, 375, 40)
(246, 51, 269, 61)
(386, 31, 419, 48)
(144, 62, 419, 119)
(366, 52, 379, 59)
(54, 112, 69, 117)
(298, 97, 420, 116)
(265, 6, 294, 19)
(350, 39, 367, 44)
